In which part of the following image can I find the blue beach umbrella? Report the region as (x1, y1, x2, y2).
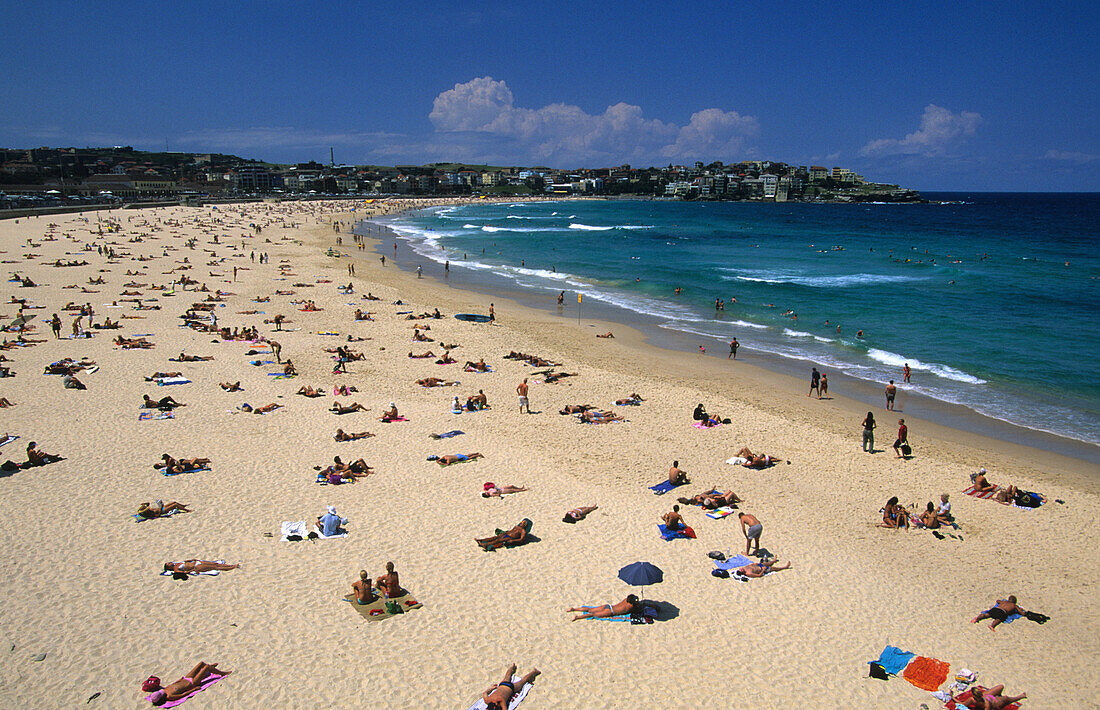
(618, 561, 663, 587)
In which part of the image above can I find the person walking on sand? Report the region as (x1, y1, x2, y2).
(893, 419, 909, 458)
(861, 411, 876, 453)
(728, 337, 739, 359)
(50, 313, 61, 339)
(489, 303, 495, 323)
(819, 373, 828, 399)
(739, 512, 763, 556)
(517, 378, 530, 413)
(885, 380, 897, 410)
(808, 367, 820, 397)
(380, 255, 385, 267)
(417, 264, 423, 279)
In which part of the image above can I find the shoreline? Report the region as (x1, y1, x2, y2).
(360, 206, 1100, 481)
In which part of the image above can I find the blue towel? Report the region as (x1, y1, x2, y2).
(657, 524, 694, 540)
(649, 481, 677, 495)
(869, 645, 915, 675)
(713, 555, 756, 570)
(434, 430, 464, 439)
(162, 465, 210, 477)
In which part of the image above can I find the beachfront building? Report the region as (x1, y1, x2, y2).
(762, 173, 779, 199)
(233, 166, 281, 193)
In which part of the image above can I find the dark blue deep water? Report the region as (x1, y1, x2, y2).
(383, 194, 1100, 444)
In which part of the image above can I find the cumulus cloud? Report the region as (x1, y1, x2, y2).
(860, 104, 982, 158)
(1043, 149, 1100, 164)
(427, 77, 757, 165)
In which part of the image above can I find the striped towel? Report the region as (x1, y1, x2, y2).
(963, 484, 998, 499)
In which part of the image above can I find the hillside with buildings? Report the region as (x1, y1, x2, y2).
(1, 147, 923, 208)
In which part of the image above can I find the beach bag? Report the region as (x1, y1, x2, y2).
(901, 443, 912, 456)
(385, 601, 404, 615)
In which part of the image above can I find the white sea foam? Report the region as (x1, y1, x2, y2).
(721, 268, 921, 288)
(866, 348, 986, 384)
(569, 223, 654, 231)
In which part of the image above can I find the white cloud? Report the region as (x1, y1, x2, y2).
(1043, 149, 1100, 164)
(426, 76, 757, 165)
(860, 104, 982, 158)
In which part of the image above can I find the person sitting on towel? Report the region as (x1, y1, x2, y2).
(375, 561, 401, 598)
(877, 496, 909, 530)
(972, 595, 1027, 631)
(380, 402, 400, 421)
(973, 468, 996, 493)
(662, 504, 686, 531)
(919, 501, 942, 528)
(481, 664, 541, 710)
(566, 595, 640, 621)
(668, 460, 689, 486)
(138, 500, 191, 519)
(25, 441, 62, 467)
(317, 505, 347, 536)
(737, 558, 791, 577)
(142, 662, 231, 706)
(351, 571, 375, 604)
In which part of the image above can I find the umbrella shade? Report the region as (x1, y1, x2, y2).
(618, 561, 663, 587)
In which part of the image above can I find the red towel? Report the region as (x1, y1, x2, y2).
(902, 655, 949, 691)
(947, 690, 1020, 710)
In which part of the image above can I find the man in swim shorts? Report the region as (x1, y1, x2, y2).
(808, 367, 820, 397)
(885, 380, 897, 410)
(517, 378, 529, 413)
(739, 511, 763, 556)
(972, 595, 1026, 631)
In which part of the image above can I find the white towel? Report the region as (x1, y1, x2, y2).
(280, 520, 308, 541)
(725, 456, 748, 466)
(466, 676, 533, 710)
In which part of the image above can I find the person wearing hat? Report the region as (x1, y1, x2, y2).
(381, 402, 400, 421)
(974, 468, 996, 494)
(317, 505, 348, 537)
(142, 662, 230, 705)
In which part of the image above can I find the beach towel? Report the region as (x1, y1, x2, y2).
(962, 484, 998, 500)
(133, 509, 179, 523)
(706, 507, 737, 519)
(155, 377, 191, 386)
(280, 521, 308, 541)
(658, 524, 696, 540)
(713, 555, 756, 571)
(902, 655, 950, 691)
(316, 331, 339, 335)
(139, 411, 174, 421)
(466, 675, 533, 710)
(249, 360, 274, 366)
(145, 671, 228, 707)
(693, 421, 722, 429)
(160, 568, 220, 577)
(725, 456, 749, 466)
(868, 645, 915, 676)
(379, 416, 408, 422)
(572, 605, 658, 622)
(430, 430, 465, 439)
(162, 465, 209, 477)
(342, 591, 423, 621)
(649, 481, 680, 495)
(311, 525, 347, 539)
(0, 435, 18, 449)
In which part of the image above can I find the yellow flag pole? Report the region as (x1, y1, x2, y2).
(577, 292, 582, 326)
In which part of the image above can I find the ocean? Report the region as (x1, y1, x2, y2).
(375, 194, 1100, 447)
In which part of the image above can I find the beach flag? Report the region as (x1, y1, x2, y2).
(578, 294, 582, 303)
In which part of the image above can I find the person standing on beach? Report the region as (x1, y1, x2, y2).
(808, 367, 820, 397)
(885, 380, 897, 410)
(728, 338, 739, 359)
(893, 419, 908, 458)
(417, 265, 423, 279)
(489, 303, 495, 323)
(517, 378, 529, 413)
(50, 313, 61, 339)
(380, 255, 385, 267)
(819, 373, 828, 399)
(445, 260, 449, 274)
(269, 340, 281, 363)
(739, 512, 762, 556)
(861, 412, 876, 453)
(903, 363, 911, 383)
(558, 291, 564, 307)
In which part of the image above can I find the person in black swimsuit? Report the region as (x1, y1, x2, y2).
(481, 664, 540, 710)
(972, 595, 1026, 631)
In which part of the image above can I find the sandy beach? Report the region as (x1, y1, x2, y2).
(0, 200, 1096, 709)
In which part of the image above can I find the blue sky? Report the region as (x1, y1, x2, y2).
(2, 1, 1097, 190)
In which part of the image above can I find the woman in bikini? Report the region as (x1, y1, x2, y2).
(334, 429, 374, 441)
(878, 496, 909, 530)
(567, 594, 640, 621)
(952, 684, 1027, 709)
(562, 505, 598, 523)
(163, 560, 239, 573)
(143, 662, 230, 706)
(481, 483, 528, 497)
(138, 500, 191, 519)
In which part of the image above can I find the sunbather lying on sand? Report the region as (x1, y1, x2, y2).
(408, 351, 435, 359)
(972, 595, 1026, 631)
(143, 394, 184, 410)
(155, 454, 210, 474)
(596, 332, 614, 338)
(481, 664, 541, 710)
(241, 402, 282, 414)
(173, 352, 213, 362)
(578, 409, 623, 423)
(331, 401, 368, 415)
(950, 684, 1027, 709)
(164, 560, 239, 573)
(145, 371, 182, 381)
(435, 350, 456, 364)
(476, 519, 531, 550)
(464, 358, 489, 372)
(615, 393, 644, 405)
(297, 385, 324, 397)
(334, 429, 374, 441)
(417, 377, 458, 387)
(138, 500, 191, 519)
(562, 505, 598, 523)
(482, 482, 528, 497)
(142, 662, 230, 706)
(220, 381, 242, 391)
(680, 489, 741, 509)
(115, 335, 154, 349)
(734, 446, 789, 467)
(559, 404, 593, 414)
(0, 398, 13, 407)
(738, 558, 791, 577)
(567, 595, 640, 621)
(430, 452, 484, 466)
(353, 309, 374, 321)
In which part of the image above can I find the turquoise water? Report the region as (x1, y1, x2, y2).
(381, 195, 1100, 445)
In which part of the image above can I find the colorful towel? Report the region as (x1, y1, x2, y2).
(155, 377, 191, 386)
(132, 509, 179, 523)
(713, 555, 755, 570)
(139, 411, 174, 421)
(963, 484, 998, 500)
(869, 645, 915, 676)
(692, 421, 722, 429)
(466, 675, 533, 710)
(379, 416, 409, 422)
(902, 655, 950, 691)
(649, 481, 679, 495)
(0, 435, 18, 449)
(706, 507, 737, 519)
(572, 605, 658, 622)
(162, 465, 209, 477)
(342, 592, 422, 621)
(658, 524, 696, 540)
(145, 671, 227, 707)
